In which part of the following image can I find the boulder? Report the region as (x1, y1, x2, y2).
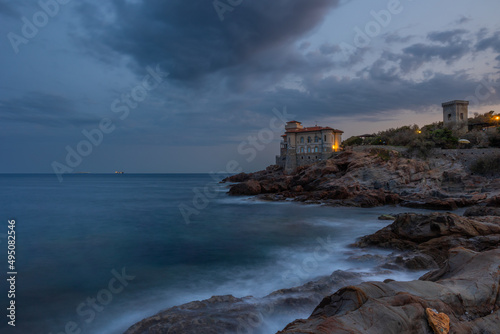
(223, 172, 251, 183)
(464, 205, 500, 217)
(228, 180, 262, 195)
(355, 212, 500, 266)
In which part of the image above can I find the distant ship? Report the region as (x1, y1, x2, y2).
(114, 171, 124, 174)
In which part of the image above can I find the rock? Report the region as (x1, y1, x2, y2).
(394, 252, 438, 270)
(225, 150, 498, 209)
(228, 180, 261, 195)
(378, 214, 396, 220)
(486, 195, 500, 207)
(124, 271, 366, 334)
(222, 172, 251, 183)
(401, 199, 458, 210)
(355, 212, 500, 266)
(278, 248, 500, 334)
(426, 308, 450, 334)
(464, 205, 500, 217)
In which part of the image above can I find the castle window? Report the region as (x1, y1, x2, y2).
(314, 147, 318, 152)
(448, 114, 451, 120)
(300, 137, 304, 144)
(460, 113, 464, 120)
(314, 136, 319, 143)
(307, 136, 312, 143)
(300, 147, 304, 153)
(307, 147, 311, 153)
(324, 135, 326, 141)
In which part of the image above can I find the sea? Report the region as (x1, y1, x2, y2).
(0, 174, 429, 334)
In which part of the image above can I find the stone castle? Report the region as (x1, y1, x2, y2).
(276, 121, 343, 173)
(276, 101, 473, 173)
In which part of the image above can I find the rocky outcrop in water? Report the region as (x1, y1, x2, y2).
(278, 247, 500, 334)
(223, 149, 500, 209)
(123, 271, 367, 334)
(355, 212, 500, 267)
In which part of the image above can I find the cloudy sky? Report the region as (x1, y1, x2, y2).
(1, 0, 499, 174)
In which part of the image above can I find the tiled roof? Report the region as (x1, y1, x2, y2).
(286, 126, 343, 133)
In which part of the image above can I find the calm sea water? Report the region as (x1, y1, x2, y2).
(0, 174, 424, 334)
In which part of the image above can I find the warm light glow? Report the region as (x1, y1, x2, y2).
(417, 130, 422, 134)
(332, 145, 336, 150)
(495, 116, 500, 120)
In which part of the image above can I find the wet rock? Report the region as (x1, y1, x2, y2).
(223, 172, 251, 183)
(464, 205, 500, 217)
(228, 180, 262, 195)
(378, 214, 396, 220)
(355, 212, 500, 266)
(401, 199, 458, 210)
(278, 248, 500, 334)
(486, 195, 500, 207)
(124, 271, 366, 334)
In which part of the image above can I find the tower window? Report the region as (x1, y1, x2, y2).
(324, 135, 327, 141)
(300, 137, 304, 143)
(307, 136, 312, 143)
(460, 113, 464, 120)
(448, 114, 451, 120)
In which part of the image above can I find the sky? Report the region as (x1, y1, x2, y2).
(1, 0, 500, 175)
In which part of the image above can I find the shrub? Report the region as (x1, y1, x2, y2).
(369, 148, 394, 161)
(342, 136, 363, 147)
(489, 134, 500, 148)
(470, 155, 500, 176)
(407, 138, 435, 159)
(426, 128, 458, 149)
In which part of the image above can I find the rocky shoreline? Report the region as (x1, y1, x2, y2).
(224, 149, 499, 210)
(125, 150, 500, 334)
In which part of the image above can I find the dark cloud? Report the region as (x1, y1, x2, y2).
(476, 32, 500, 53)
(267, 70, 500, 123)
(383, 32, 414, 45)
(0, 93, 100, 128)
(74, 0, 340, 83)
(397, 40, 471, 73)
(0, 1, 20, 18)
(319, 43, 341, 55)
(456, 16, 471, 25)
(428, 29, 467, 44)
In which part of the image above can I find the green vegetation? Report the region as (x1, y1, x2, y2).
(342, 136, 363, 147)
(342, 111, 500, 153)
(470, 155, 500, 176)
(369, 148, 392, 161)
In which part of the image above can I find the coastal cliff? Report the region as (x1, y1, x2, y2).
(224, 148, 500, 210)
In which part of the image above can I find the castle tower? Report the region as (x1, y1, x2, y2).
(442, 100, 469, 134)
